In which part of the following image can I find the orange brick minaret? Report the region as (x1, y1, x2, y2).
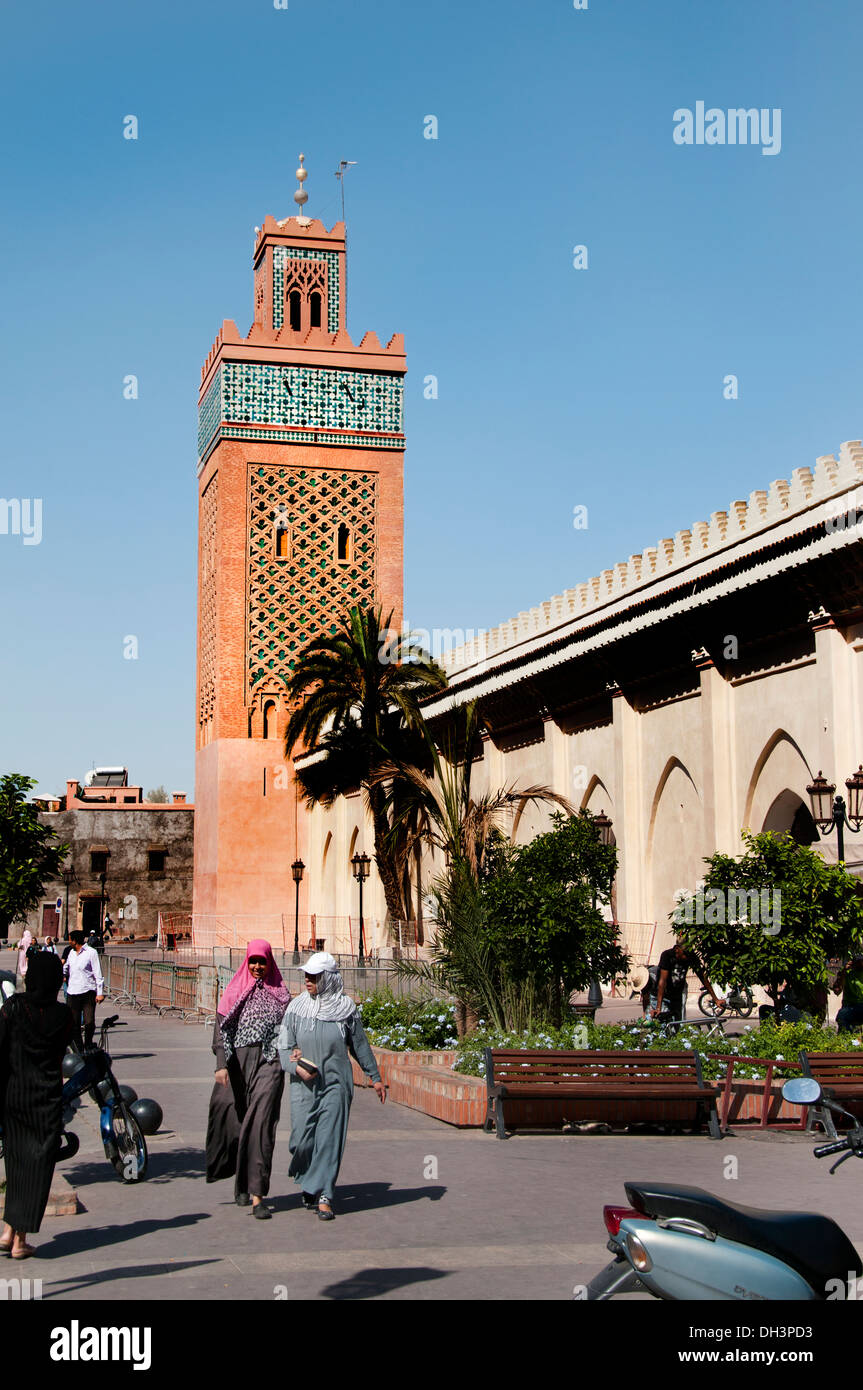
(194, 168, 405, 924)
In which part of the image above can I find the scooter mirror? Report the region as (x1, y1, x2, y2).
(782, 1077, 822, 1105)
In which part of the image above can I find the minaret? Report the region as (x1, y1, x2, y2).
(194, 157, 406, 925)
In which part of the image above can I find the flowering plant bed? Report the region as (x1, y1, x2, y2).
(453, 1018, 861, 1082)
(357, 991, 458, 1051)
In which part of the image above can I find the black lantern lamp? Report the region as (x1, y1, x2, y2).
(291, 858, 305, 964)
(807, 768, 863, 864)
(588, 811, 615, 1010)
(351, 851, 371, 965)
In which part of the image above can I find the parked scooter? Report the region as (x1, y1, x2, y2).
(586, 1077, 863, 1300)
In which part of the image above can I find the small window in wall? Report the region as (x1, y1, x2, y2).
(336, 523, 352, 564)
(90, 851, 108, 875)
(309, 291, 322, 329)
(148, 850, 167, 873)
(274, 520, 291, 560)
(289, 289, 302, 332)
(262, 700, 277, 740)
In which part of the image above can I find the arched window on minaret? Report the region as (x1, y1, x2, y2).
(309, 291, 322, 329)
(336, 523, 352, 564)
(289, 289, 302, 332)
(274, 519, 291, 560)
(262, 700, 277, 740)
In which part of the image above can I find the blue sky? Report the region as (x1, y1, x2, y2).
(0, 0, 860, 798)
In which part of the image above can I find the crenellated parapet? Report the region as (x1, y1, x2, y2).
(443, 442, 863, 676)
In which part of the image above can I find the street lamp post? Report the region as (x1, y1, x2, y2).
(351, 851, 371, 965)
(588, 811, 615, 1011)
(62, 865, 75, 941)
(291, 858, 305, 965)
(806, 768, 863, 864)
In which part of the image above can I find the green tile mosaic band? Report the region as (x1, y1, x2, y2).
(198, 362, 404, 460)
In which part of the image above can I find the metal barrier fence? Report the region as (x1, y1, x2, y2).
(102, 950, 432, 1024)
(160, 911, 427, 961)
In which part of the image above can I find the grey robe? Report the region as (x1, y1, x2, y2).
(278, 1010, 380, 1201)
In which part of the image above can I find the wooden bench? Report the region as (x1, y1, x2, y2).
(484, 1048, 721, 1140)
(799, 1051, 863, 1139)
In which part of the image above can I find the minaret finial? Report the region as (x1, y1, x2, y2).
(293, 153, 311, 227)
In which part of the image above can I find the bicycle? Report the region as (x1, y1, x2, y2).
(698, 983, 754, 1019)
(62, 1014, 148, 1183)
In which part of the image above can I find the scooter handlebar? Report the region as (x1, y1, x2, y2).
(814, 1139, 850, 1158)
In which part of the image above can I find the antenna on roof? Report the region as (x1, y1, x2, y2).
(335, 160, 357, 327)
(334, 160, 357, 224)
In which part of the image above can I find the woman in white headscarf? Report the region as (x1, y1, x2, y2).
(278, 952, 384, 1220)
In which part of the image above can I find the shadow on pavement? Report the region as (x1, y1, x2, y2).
(37, 1213, 211, 1260)
(44, 1259, 221, 1298)
(268, 1182, 446, 1215)
(61, 1146, 206, 1187)
(320, 1266, 449, 1299)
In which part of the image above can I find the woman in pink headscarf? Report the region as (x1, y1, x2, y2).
(205, 940, 290, 1218)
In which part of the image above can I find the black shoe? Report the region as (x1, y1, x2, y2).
(253, 1203, 272, 1220)
(235, 1192, 251, 1207)
(317, 1200, 335, 1221)
(301, 1192, 318, 1211)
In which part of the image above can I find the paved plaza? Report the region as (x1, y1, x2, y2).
(3, 955, 861, 1302)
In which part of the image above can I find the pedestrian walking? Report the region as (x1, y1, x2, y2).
(42, 937, 60, 957)
(205, 940, 290, 1218)
(63, 930, 105, 1048)
(834, 956, 863, 1032)
(15, 930, 34, 987)
(0, 952, 75, 1259)
(278, 952, 384, 1221)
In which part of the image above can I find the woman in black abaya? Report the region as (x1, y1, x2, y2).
(0, 952, 75, 1258)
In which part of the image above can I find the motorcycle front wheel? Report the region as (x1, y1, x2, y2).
(104, 1103, 148, 1182)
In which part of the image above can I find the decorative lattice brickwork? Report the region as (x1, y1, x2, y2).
(247, 464, 378, 695)
(273, 247, 340, 332)
(198, 474, 219, 727)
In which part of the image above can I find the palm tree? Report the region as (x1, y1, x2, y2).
(375, 702, 574, 879)
(283, 604, 446, 924)
(372, 702, 576, 1030)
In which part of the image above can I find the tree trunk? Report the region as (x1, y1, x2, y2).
(367, 783, 408, 923)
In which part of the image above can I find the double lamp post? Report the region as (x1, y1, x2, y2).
(290, 848, 372, 966)
(806, 766, 863, 863)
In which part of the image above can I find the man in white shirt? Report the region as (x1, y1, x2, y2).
(64, 930, 105, 1047)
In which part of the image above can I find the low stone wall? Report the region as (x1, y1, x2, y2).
(350, 1047, 486, 1127)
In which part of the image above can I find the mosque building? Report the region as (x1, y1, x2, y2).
(194, 159, 863, 960)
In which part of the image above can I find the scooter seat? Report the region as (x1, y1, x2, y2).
(625, 1181, 862, 1296)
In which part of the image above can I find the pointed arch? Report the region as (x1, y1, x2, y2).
(762, 789, 820, 844)
(742, 729, 813, 830)
(580, 773, 613, 815)
(262, 700, 278, 740)
(646, 756, 702, 936)
(647, 756, 701, 847)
